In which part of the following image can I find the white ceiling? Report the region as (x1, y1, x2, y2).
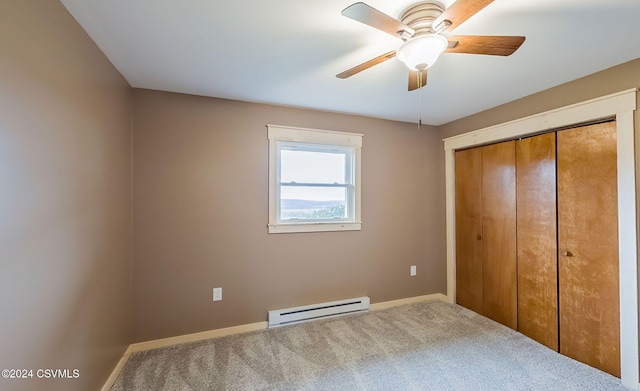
(60, 0, 640, 125)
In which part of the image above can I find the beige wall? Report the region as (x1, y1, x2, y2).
(439, 58, 640, 138)
(131, 89, 446, 341)
(0, 2, 132, 391)
(130, 59, 640, 344)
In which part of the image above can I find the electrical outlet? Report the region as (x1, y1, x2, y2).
(213, 287, 222, 301)
(410, 265, 416, 276)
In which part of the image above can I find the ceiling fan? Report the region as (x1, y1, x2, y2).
(336, 0, 526, 91)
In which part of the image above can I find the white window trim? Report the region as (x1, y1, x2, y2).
(267, 124, 362, 234)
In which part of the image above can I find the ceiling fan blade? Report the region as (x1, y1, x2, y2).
(408, 69, 427, 91)
(433, 0, 494, 33)
(342, 2, 414, 38)
(446, 35, 526, 56)
(336, 51, 396, 79)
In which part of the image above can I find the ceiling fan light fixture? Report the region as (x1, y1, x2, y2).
(396, 34, 448, 71)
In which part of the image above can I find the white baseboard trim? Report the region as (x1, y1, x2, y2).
(369, 293, 448, 311)
(129, 321, 269, 353)
(101, 292, 448, 390)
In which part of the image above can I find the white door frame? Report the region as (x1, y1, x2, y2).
(443, 89, 639, 389)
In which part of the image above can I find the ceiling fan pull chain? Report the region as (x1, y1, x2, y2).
(418, 71, 423, 129)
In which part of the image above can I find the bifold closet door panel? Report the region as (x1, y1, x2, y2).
(557, 121, 620, 377)
(482, 141, 517, 330)
(516, 133, 558, 351)
(455, 147, 483, 314)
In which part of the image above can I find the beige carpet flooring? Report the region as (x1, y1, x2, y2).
(111, 300, 628, 390)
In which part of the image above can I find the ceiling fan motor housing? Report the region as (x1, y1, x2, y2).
(399, 2, 445, 38)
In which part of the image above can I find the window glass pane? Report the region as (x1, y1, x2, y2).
(281, 149, 347, 184)
(280, 186, 347, 220)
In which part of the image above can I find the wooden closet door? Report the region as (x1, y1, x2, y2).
(516, 133, 558, 350)
(455, 148, 483, 314)
(482, 141, 517, 329)
(557, 121, 620, 377)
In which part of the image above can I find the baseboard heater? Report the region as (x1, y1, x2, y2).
(268, 296, 370, 328)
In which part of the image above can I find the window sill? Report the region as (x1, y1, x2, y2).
(268, 221, 362, 234)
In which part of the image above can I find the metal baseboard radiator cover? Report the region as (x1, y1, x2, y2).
(268, 296, 370, 328)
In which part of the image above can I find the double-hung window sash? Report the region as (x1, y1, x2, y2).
(277, 142, 354, 223)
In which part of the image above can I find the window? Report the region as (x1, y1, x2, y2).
(268, 125, 362, 233)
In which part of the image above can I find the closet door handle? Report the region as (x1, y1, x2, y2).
(560, 250, 573, 257)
